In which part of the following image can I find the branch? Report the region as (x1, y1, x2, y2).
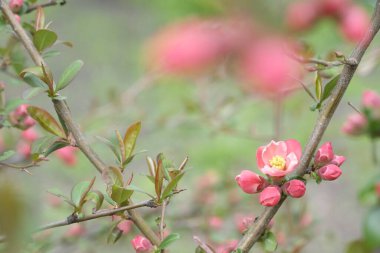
(237, 1, 380, 252)
(0, 0, 161, 246)
(25, 0, 63, 14)
(37, 200, 157, 231)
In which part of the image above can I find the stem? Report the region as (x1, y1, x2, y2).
(37, 200, 156, 231)
(372, 138, 378, 166)
(0, 1, 161, 246)
(237, 1, 380, 251)
(25, 0, 60, 14)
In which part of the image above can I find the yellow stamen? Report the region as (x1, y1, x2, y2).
(269, 155, 286, 170)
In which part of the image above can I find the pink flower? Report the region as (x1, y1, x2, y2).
(286, 1, 320, 31)
(282, 179, 306, 198)
(340, 5, 370, 43)
(331, 155, 346, 166)
(117, 220, 133, 234)
(235, 170, 267, 194)
(21, 128, 38, 142)
(216, 240, 238, 253)
(17, 141, 31, 157)
(256, 139, 302, 177)
(208, 216, 223, 230)
(240, 38, 303, 99)
(259, 186, 282, 206)
(318, 164, 342, 181)
(14, 14, 21, 23)
(319, 0, 350, 16)
(131, 235, 153, 253)
(235, 214, 254, 233)
(9, 0, 23, 12)
(23, 116, 36, 128)
(342, 113, 367, 136)
(314, 142, 334, 166)
(362, 90, 380, 109)
(55, 146, 77, 166)
(65, 224, 85, 237)
(14, 104, 28, 117)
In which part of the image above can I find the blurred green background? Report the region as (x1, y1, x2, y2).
(1, 0, 380, 252)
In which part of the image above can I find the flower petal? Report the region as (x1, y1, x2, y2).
(256, 146, 265, 168)
(285, 139, 302, 160)
(261, 165, 288, 177)
(285, 152, 299, 173)
(262, 140, 287, 164)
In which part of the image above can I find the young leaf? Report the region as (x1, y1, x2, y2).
(33, 29, 58, 52)
(95, 136, 121, 163)
(107, 222, 123, 244)
(71, 180, 91, 207)
(23, 73, 47, 88)
(123, 121, 141, 158)
(85, 190, 104, 212)
(22, 87, 45, 99)
(0, 150, 15, 161)
(321, 74, 341, 103)
(27, 106, 65, 138)
(35, 6, 45, 31)
(263, 232, 278, 252)
(315, 73, 322, 101)
(158, 233, 181, 250)
(110, 185, 133, 206)
(155, 154, 164, 202)
(115, 130, 125, 162)
(126, 184, 155, 199)
(43, 141, 69, 157)
(56, 60, 84, 91)
(162, 172, 185, 199)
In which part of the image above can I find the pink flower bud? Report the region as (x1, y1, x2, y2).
(318, 164, 342, 181)
(259, 186, 281, 206)
(340, 5, 370, 43)
(131, 235, 153, 253)
(23, 116, 36, 128)
(216, 240, 238, 253)
(331, 155, 346, 166)
(21, 128, 38, 142)
(362, 90, 380, 109)
(14, 104, 28, 117)
(65, 224, 85, 237)
(47, 194, 62, 208)
(117, 220, 133, 234)
(235, 214, 254, 234)
(314, 142, 334, 166)
(17, 141, 31, 157)
(208, 216, 223, 230)
(300, 213, 313, 228)
(235, 170, 267, 194)
(282, 179, 306, 198)
(286, 1, 319, 31)
(14, 14, 21, 23)
(55, 146, 77, 166)
(375, 183, 380, 198)
(319, 0, 350, 16)
(342, 113, 367, 136)
(9, 0, 24, 12)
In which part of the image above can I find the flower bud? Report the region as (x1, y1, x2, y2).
(65, 224, 85, 237)
(314, 142, 334, 166)
(23, 116, 36, 128)
(117, 220, 133, 234)
(235, 170, 267, 194)
(331, 155, 346, 166)
(282, 179, 306, 198)
(286, 1, 319, 31)
(9, 0, 24, 13)
(259, 186, 281, 206)
(318, 164, 342, 181)
(131, 235, 153, 253)
(21, 128, 38, 142)
(375, 183, 380, 198)
(208, 216, 223, 230)
(362, 90, 380, 109)
(342, 113, 367, 136)
(340, 5, 370, 43)
(235, 214, 254, 234)
(55, 146, 77, 166)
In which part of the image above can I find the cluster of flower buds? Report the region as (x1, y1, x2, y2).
(236, 139, 345, 207)
(8, 0, 23, 22)
(342, 90, 380, 137)
(313, 142, 345, 181)
(8, 104, 35, 130)
(131, 235, 153, 253)
(286, 0, 369, 42)
(236, 140, 306, 207)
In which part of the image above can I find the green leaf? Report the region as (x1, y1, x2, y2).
(126, 184, 155, 199)
(106, 222, 123, 244)
(363, 207, 380, 249)
(110, 185, 133, 206)
(155, 153, 164, 202)
(95, 136, 121, 163)
(162, 172, 185, 199)
(321, 74, 341, 102)
(115, 130, 125, 162)
(33, 29, 58, 52)
(0, 150, 15, 161)
(263, 232, 277, 252)
(23, 73, 47, 88)
(123, 121, 141, 159)
(85, 190, 104, 211)
(27, 106, 65, 138)
(22, 87, 45, 99)
(44, 141, 69, 157)
(4, 99, 27, 114)
(158, 233, 181, 250)
(42, 50, 61, 59)
(56, 60, 84, 91)
(346, 240, 371, 253)
(71, 181, 91, 207)
(315, 73, 322, 101)
(47, 188, 76, 208)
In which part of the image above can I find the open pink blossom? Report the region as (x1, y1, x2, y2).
(235, 170, 267, 194)
(131, 235, 153, 253)
(256, 139, 302, 177)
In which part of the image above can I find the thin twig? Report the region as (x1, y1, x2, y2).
(159, 200, 167, 241)
(237, 0, 380, 252)
(193, 236, 215, 253)
(25, 0, 60, 14)
(0, 1, 161, 246)
(37, 200, 157, 231)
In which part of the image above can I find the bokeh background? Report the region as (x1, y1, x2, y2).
(1, 0, 380, 252)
